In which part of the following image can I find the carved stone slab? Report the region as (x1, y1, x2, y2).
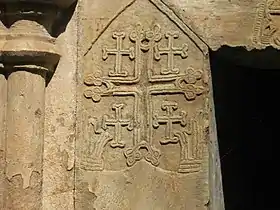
(77, 0, 210, 209)
(254, 0, 280, 48)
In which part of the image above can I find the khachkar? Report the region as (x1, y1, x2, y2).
(0, 0, 76, 209)
(78, 0, 210, 209)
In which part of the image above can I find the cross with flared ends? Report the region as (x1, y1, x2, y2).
(102, 103, 133, 148)
(154, 31, 188, 75)
(153, 101, 187, 144)
(102, 32, 135, 77)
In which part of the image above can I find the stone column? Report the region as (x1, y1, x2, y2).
(0, 66, 7, 209)
(5, 66, 49, 209)
(0, 22, 7, 210)
(0, 1, 76, 209)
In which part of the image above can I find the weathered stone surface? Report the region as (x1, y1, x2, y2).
(42, 7, 77, 210)
(162, 0, 261, 50)
(0, 21, 7, 210)
(77, 0, 211, 209)
(5, 69, 46, 209)
(252, 0, 280, 49)
(76, 0, 272, 52)
(0, 1, 76, 209)
(6, 0, 280, 209)
(0, 71, 6, 209)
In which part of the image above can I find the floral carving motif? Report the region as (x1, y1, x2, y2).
(182, 67, 202, 84)
(84, 71, 103, 86)
(182, 85, 204, 100)
(84, 71, 113, 102)
(176, 67, 204, 100)
(84, 88, 103, 102)
(268, 0, 280, 9)
(124, 141, 160, 167)
(129, 23, 162, 52)
(145, 24, 162, 43)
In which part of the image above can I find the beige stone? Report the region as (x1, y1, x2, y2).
(0, 21, 7, 210)
(5, 69, 46, 209)
(162, 0, 261, 50)
(0, 71, 7, 209)
(76, 0, 211, 209)
(42, 7, 78, 210)
(6, 0, 280, 209)
(0, 0, 75, 209)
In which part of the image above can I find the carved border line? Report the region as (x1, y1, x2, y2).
(149, 0, 208, 55)
(147, 88, 206, 173)
(83, 0, 209, 57)
(84, 0, 137, 56)
(253, 0, 267, 44)
(81, 89, 141, 171)
(147, 88, 192, 145)
(112, 89, 141, 146)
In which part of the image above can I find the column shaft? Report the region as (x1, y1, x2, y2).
(5, 70, 46, 209)
(0, 72, 7, 209)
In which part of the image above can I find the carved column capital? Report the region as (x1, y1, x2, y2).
(0, 0, 76, 73)
(0, 0, 76, 8)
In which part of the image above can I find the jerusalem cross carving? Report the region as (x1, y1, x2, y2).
(83, 23, 207, 173)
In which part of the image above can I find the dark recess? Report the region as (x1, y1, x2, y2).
(210, 46, 279, 210)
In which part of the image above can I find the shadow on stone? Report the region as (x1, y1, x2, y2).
(210, 46, 280, 210)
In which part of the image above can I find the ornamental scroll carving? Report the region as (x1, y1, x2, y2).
(82, 17, 208, 173)
(254, 0, 280, 48)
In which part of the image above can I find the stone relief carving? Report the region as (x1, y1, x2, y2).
(154, 31, 188, 75)
(152, 101, 187, 144)
(82, 23, 208, 174)
(100, 103, 134, 148)
(102, 32, 135, 77)
(254, 0, 280, 48)
(0, 0, 77, 209)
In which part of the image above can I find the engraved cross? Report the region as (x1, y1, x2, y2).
(102, 103, 133, 148)
(103, 32, 135, 77)
(153, 101, 186, 144)
(154, 31, 188, 75)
